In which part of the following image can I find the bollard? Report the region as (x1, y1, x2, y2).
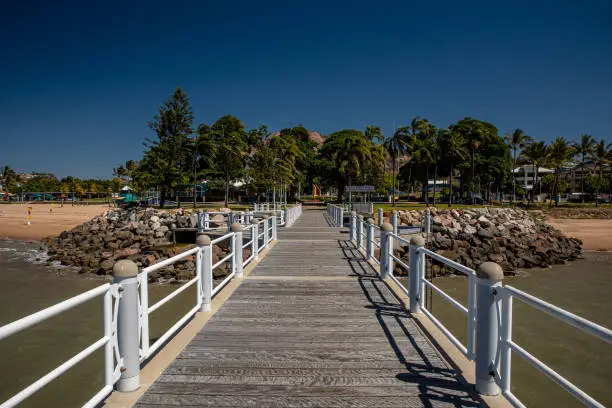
(380, 223, 393, 278)
(378, 208, 383, 227)
(408, 236, 425, 313)
(366, 218, 374, 261)
(424, 209, 431, 235)
(475, 262, 504, 396)
(356, 215, 364, 250)
(391, 211, 398, 235)
(198, 234, 212, 312)
(263, 215, 270, 247)
(113, 260, 140, 392)
(251, 219, 259, 260)
(349, 211, 357, 242)
(272, 213, 278, 240)
(231, 223, 244, 278)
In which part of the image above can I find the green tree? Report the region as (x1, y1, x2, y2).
(547, 137, 574, 206)
(139, 87, 194, 208)
(383, 129, 409, 206)
(521, 141, 550, 200)
(439, 130, 468, 206)
(318, 130, 373, 203)
(590, 139, 612, 207)
(0, 165, 21, 197)
(211, 116, 248, 206)
(505, 129, 532, 202)
(572, 134, 596, 201)
(365, 125, 384, 143)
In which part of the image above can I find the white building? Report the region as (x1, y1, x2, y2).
(512, 165, 554, 191)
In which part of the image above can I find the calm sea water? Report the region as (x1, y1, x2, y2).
(0, 239, 195, 407)
(0, 239, 610, 407)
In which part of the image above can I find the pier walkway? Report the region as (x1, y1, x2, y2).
(135, 209, 480, 407)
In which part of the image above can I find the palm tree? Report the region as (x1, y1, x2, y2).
(505, 129, 532, 203)
(440, 130, 468, 207)
(521, 141, 549, 201)
(0, 165, 18, 199)
(364, 125, 384, 143)
(413, 137, 437, 205)
(572, 134, 596, 201)
(383, 130, 409, 207)
(547, 137, 574, 206)
(591, 139, 612, 207)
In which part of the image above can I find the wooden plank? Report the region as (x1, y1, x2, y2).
(134, 209, 478, 408)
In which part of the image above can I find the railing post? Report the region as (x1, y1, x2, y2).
(231, 223, 244, 278)
(284, 208, 289, 227)
(204, 212, 210, 230)
(272, 213, 278, 240)
(251, 219, 259, 260)
(391, 210, 398, 235)
(475, 262, 504, 396)
(113, 260, 140, 392)
(378, 208, 383, 227)
(198, 234, 212, 312)
(349, 211, 356, 242)
(380, 223, 393, 278)
(196, 233, 205, 307)
(356, 215, 363, 250)
(408, 236, 425, 314)
(338, 206, 344, 227)
(366, 218, 374, 260)
(424, 209, 431, 235)
(263, 215, 269, 247)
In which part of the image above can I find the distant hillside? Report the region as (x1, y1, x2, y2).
(269, 130, 326, 148)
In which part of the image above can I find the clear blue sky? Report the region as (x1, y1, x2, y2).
(1, 0, 611, 179)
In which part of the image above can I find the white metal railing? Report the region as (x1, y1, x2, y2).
(326, 204, 345, 227)
(497, 285, 612, 408)
(347, 211, 612, 408)
(283, 204, 302, 227)
(0, 213, 280, 407)
(0, 284, 122, 408)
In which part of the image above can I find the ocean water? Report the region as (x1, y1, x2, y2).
(0, 239, 195, 407)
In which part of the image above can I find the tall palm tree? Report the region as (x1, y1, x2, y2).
(572, 134, 596, 201)
(440, 130, 468, 207)
(0, 165, 18, 199)
(364, 125, 384, 143)
(591, 139, 612, 207)
(521, 141, 549, 201)
(547, 137, 574, 206)
(505, 129, 532, 203)
(413, 137, 436, 205)
(383, 130, 409, 207)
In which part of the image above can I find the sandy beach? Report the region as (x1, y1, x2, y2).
(0, 203, 110, 241)
(548, 218, 612, 251)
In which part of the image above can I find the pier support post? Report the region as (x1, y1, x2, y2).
(378, 208, 383, 227)
(391, 210, 398, 235)
(366, 218, 374, 261)
(263, 215, 270, 247)
(349, 211, 357, 242)
(272, 213, 278, 240)
(198, 234, 212, 312)
(409, 236, 425, 314)
(231, 223, 244, 278)
(475, 262, 504, 396)
(380, 223, 393, 278)
(113, 260, 141, 392)
(356, 215, 364, 250)
(251, 219, 259, 260)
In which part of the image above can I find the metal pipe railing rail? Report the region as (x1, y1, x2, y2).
(362, 220, 612, 407)
(283, 204, 302, 228)
(253, 202, 287, 212)
(326, 204, 345, 227)
(496, 285, 612, 408)
(0, 284, 122, 408)
(0, 216, 280, 407)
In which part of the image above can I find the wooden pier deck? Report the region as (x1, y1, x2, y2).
(136, 209, 480, 407)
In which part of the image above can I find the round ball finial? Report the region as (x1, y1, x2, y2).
(251, 218, 258, 224)
(263, 215, 269, 219)
(357, 214, 364, 220)
(231, 222, 243, 232)
(196, 233, 211, 246)
(366, 218, 374, 224)
(477, 262, 504, 281)
(392, 210, 398, 214)
(381, 222, 393, 232)
(113, 259, 138, 278)
(351, 211, 356, 216)
(410, 235, 425, 246)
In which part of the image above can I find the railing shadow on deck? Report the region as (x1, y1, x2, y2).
(337, 238, 482, 408)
